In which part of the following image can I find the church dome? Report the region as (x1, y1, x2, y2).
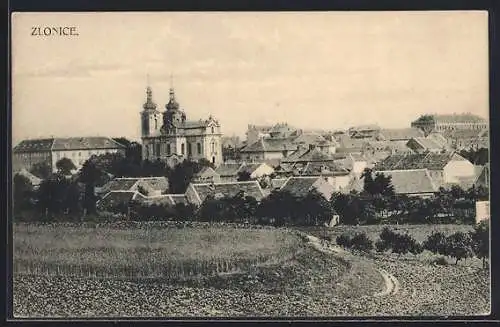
(165, 87, 180, 110)
(143, 86, 157, 110)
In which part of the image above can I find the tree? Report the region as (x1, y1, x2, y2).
(13, 174, 34, 212)
(256, 190, 299, 226)
(300, 190, 334, 226)
(470, 219, 489, 268)
(237, 170, 252, 182)
(445, 232, 474, 265)
(361, 168, 375, 195)
(30, 161, 52, 179)
(78, 160, 102, 215)
(56, 158, 77, 175)
(423, 232, 447, 255)
(168, 159, 212, 194)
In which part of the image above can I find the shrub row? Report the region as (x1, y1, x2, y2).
(335, 220, 489, 268)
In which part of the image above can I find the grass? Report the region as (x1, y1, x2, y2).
(13, 223, 302, 279)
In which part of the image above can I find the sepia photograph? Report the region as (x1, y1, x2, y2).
(10, 11, 490, 318)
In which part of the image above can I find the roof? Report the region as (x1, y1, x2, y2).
(13, 138, 54, 152)
(100, 177, 169, 194)
(374, 152, 469, 171)
(143, 194, 189, 206)
(433, 113, 487, 124)
(280, 176, 326, 198)
(348, 125, 381, 132)
(180, 120, 212, 129)
(195, 166, 219, 178)
(100, 178, 140, 193)
(408, 137, 445, 151)
(374, 169, 439, 194)
(96, 190, 146, 209)
(270, 178, 288, 189)
(364, 140, 412, 153)
(13, 137, 126, 153)
(139, 177, 169, 192)
(241, 138, 296, 153)
(300, 161, 350, 176)
(377, 128, 424, 141)
(239, 163, 270, 175)
(338, 137, 366, 150)
(189, 181, 266, 203)
(283, 147, 345, 163)
(292, 132, 327, 145)
(442, 129, 489, 140)
(474, 163, 490, 187)
(215, 163, 243, 177)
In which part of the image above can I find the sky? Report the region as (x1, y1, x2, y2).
(11, 11, 488, 144)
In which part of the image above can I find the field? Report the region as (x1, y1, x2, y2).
(12, 222, 490, 317)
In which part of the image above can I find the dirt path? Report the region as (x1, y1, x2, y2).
(301, 233, 400, 298)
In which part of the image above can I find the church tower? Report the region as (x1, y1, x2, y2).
(140, 86, 161, 137)
(162, 87, 186, 133)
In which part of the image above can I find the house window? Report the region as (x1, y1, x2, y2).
(167, 144, 171, 155)
(181, 143, 185, 155)
(197, 143, 202, 154)
(79, 152, 82, 157)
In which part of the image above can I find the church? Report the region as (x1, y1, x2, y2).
(140, 85, 223, 167)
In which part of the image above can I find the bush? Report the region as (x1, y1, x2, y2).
(350, 232, 373, 252)
(375, 239, 390, 253)
(430, 256, 449, 266)
(336, 234, 352, 248)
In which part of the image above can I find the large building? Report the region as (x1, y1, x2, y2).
(13, 137, 126, 173)
(140, 86, 223, 166)
(411, 113, 488, 136)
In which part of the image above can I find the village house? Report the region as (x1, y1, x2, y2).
(374, 152, 475, 187)
(240, 138, 297, 161)
(406, 137, 449, 154)
(347, 125, 381, 139)
(213, 162, 275, 182)
(280, 176, 335, 200)
(97, 176, 169, 197)
(347, 169, 439, 198)
(376, 128, 425, 142)
(13, 137, 126, 173)
(185, 180, 266, 206)
(441, 129, 489, 150)
(192, 166, 221, 184)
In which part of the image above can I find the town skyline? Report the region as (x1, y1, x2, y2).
(12, 11, 488, 145)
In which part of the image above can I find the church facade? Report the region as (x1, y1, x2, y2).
(140, 86, 223, 167)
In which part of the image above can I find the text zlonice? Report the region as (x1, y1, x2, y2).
(31, 26, 79, 36)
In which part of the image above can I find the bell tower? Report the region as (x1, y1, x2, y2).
(141, 86, 161, 137)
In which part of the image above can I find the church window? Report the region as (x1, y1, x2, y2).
(197, 143, 202, 154)
(167, 144, 171, 155)
(211, 142, 215, 153)
(211, 127, 215, 134)
(181, 143, 185, 155)
(156, 144, 161, 157)
(188, 143, 192, 156)
(154, 118, 158, 130)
